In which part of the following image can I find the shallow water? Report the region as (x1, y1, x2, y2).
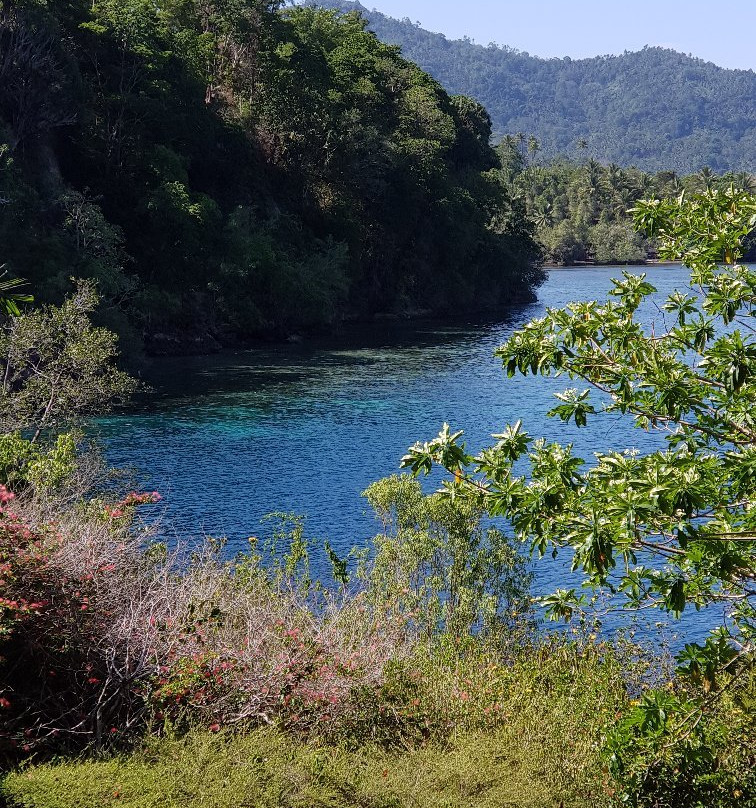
(94, 265, 734, 644)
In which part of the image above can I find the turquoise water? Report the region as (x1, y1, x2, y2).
(94, 265, 731, 643)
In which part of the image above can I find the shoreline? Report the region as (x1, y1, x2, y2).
(544, 259, 680, 270)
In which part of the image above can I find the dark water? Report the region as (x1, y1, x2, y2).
(94, 266, 734, 644)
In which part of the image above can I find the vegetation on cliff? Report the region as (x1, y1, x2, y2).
(0, 1, 542, 353)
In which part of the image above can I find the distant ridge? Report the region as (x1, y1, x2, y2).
(313, 0, 756, 173)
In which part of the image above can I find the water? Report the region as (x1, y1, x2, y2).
(94, 265, 732, 644)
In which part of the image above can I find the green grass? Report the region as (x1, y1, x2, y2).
(3, 637, 750, 808)
(1, 725, 606, 808)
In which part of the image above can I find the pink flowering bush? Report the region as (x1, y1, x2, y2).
(0, 487, 415, 760)
(0, 487, 158, 760)
(141, 560, 412, 735)
(0, 486, 51, 639)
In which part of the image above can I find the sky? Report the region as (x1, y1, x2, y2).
(358, 0, 756, 71)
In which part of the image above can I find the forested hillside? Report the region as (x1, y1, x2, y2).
(0, 1, 542, 354)
(316, 1, 756, 174)
(496, 139, 756, 264)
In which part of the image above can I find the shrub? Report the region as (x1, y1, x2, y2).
(0, 280, 136, 440)
(362, 474, 532, 641)
(0, 473, 537, 760)
(0, 489, 161, 759)
(0, 639, 635, 808)
(604, 665, 755, 807)
(0, 432, 77, 492)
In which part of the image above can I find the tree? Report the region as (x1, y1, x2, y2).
(0, 6, 74, 149)
(401, 189, 755, 801)
(589, 221, 646, 264)
(527, 134, 540, 165)
(696, 166, 716, 192)
(0, 280, 136, 441)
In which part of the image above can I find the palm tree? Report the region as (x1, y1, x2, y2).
(571, 160, 605, 227)
(531, 200, 552, 229)
(734, 171, 755, 193)
(605, 163, 623, 191)
(631, 172, 655, 199)
(583, 160, 607, 202)
(665, 174, 685, 197)
(512, 131, 525, 160)
(696, 167, 716, 192)
(584, 160, 604, 188)
(527, 135, 540, 165)
(621, 186, 637, 205)
(0, 267, 32, 316)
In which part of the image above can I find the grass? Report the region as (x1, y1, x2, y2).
(2, 640, 628, 808)
(2, 726, 603, 808)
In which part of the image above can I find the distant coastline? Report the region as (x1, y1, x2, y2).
(544, 259, 683, 269)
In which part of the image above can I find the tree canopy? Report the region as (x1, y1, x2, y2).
(0, 280, 136, 440)
(0, 1, 542, 353)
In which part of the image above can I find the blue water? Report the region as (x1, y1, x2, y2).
(94, 266, 734, 644)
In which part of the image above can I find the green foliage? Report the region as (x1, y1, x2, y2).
(318, 1, 756, 174)
(0, 729, 573, 807)
(0, 269, 33, 317)
(0, 4, 73, 150)
(363, 475, 531, 639)
(0, 1, 542, 352)
(1, 638, 635, 808)
(401, 189, 756, 801)
(589, 221, 647, 264)
(493, 147, 756, 265)
(604, 666, 755, 807)
(337, 636, 629, 759)
(56, 191, 137, 304)
(634, 191, 756, 273)
(0, 280, 137, 440)
(0, 432, 77, 491)
(259, 511, 312, 591)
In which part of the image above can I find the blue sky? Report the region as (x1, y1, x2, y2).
(359, 1, 755, 71)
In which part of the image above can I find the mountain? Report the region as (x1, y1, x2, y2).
(314, 1, 756, 173)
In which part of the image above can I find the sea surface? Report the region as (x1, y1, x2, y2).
(94, 265, 736, 644)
